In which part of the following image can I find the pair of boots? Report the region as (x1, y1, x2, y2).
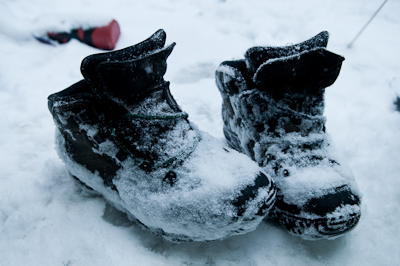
(48, 30, 361, 242)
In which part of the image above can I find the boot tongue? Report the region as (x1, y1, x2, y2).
(80, 29, 175, 107)
(244, 31, 329, 76)
(125, 82, 183, 116)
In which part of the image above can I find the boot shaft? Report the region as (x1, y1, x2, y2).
(80, 29, 176, 109)
(48, 29, 195, 174)
(243, 31, 344, 116)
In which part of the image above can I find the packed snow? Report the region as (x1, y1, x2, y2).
(1, 0, 400, 265)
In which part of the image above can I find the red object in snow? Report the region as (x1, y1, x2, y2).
(46, 19, 120, 50)
(90, 19, 120, 50)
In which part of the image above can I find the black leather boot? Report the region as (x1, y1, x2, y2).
(215, 31, 361, 240)
(48, 29, 276, 242)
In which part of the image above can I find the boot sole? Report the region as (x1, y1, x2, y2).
(269, 206, 361, 240)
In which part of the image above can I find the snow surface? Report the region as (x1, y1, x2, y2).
(1, 0, 400, 265)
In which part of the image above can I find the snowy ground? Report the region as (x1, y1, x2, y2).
(1, 0, 400, 265)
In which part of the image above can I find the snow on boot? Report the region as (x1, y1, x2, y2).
(48, 29, 276, 242)
(215, 31, 361, 240)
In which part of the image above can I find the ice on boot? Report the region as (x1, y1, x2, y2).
(48, 29, 276, 242)
(215, 31, 361, 240)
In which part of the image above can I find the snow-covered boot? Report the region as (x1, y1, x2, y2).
(215, 31, 361, 240)
(48, 29, 276, 242)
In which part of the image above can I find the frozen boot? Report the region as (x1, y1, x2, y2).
(48, 29, 276, 242)
(215, 31, 361, 240)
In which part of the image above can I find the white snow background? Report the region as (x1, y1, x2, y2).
(1, 0, 400, 265)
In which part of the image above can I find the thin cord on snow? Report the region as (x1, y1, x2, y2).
(348, 0, 388, 48)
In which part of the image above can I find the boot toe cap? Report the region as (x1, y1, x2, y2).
(304, 185, 361, 216)
(272, 185, 361, 239)
(232, 172, 276, 217)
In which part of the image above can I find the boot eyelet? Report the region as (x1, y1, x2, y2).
(140, 161, 153, 172)
(283, 169, 289, 177)
(163, 171, 177, 186)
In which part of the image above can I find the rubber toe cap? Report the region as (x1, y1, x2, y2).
(232, 172, 276, 217)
